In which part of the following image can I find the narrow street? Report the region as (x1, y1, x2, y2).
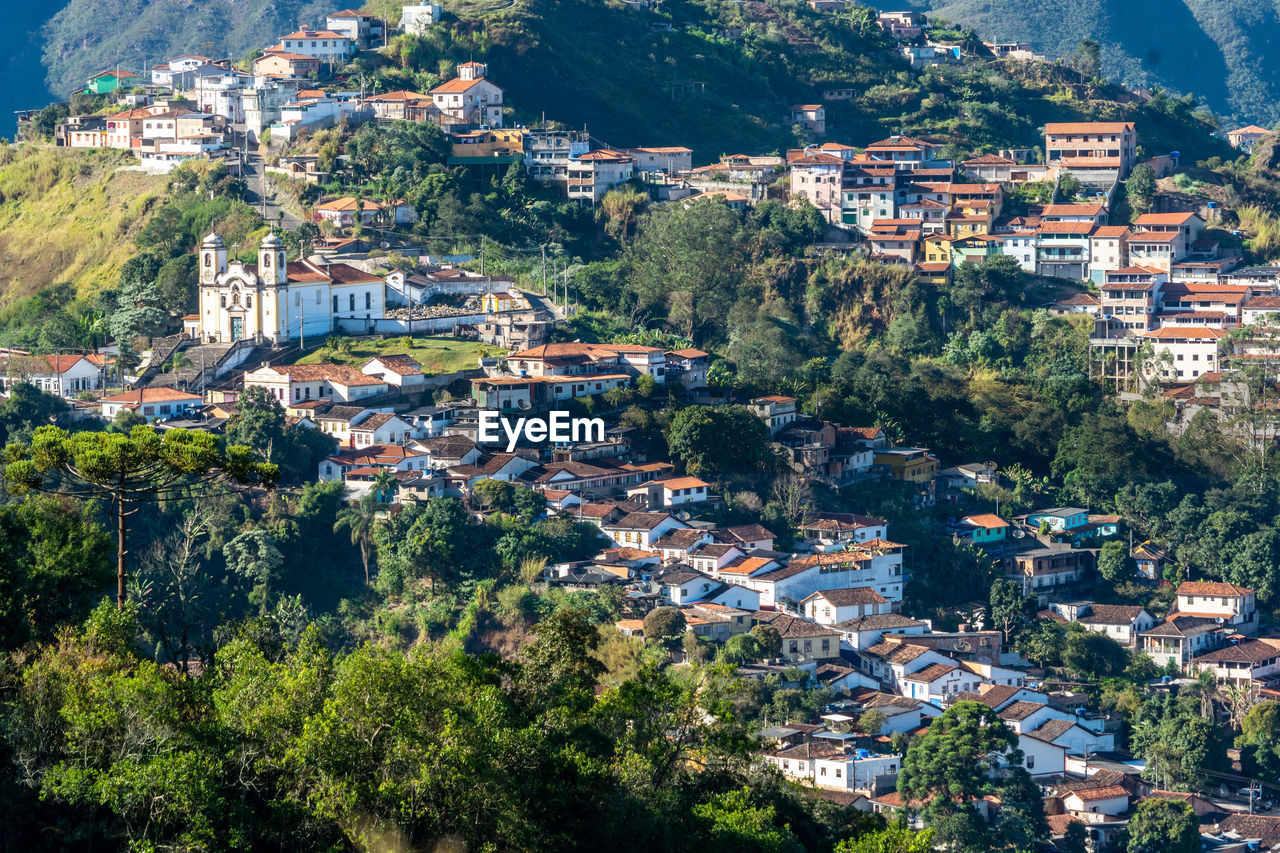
(239, 148, 302, 230)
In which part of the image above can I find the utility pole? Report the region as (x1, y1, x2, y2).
(1249, 780, 1263, 814)
(300, 297, 305, 351)
(480, 236, 486, 276)
(541, 244, 547, 296)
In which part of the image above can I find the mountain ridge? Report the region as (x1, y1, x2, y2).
(883, 0, 1280, 128)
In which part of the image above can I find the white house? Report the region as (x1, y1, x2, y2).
(100, 388, 202, 422)
(429, 61, 504, 127)
(1062, 786, 1129, 821)
(1136, 326, 1226, 383)
(400, 4, 444, 35)
(350, 413, 413, 448)
(1173, 581, 1258, 634)
(749, 395, 799, 435)
(1, 354, 102, 397)
(602, 511, 688, 549)
(1188, 639, 1280, 686)
(899, 663, 980, 703)
(802, 588, 892, 625)
(1025, 718, 1115, 756)
(1076, 604, 1156, 647)
(762, 744, 900, 794)
(626, 476, 710, 507)
(361, 355, 425, 389)
(276, 27, 355, 62)
(834, 613, 929, 650)
(1014, 732, 1066, 778)
(1140, 615, 1223, 668)
(243, 362, 388, 405)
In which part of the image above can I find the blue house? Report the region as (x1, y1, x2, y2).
(1025, 507, 1089, 533)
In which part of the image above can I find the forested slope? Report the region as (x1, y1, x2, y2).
(890, 0, 1280, 127)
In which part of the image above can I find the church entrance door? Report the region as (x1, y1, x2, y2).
(231, 317, 243, 341)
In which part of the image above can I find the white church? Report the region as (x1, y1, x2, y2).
(197, 232, 387, 344)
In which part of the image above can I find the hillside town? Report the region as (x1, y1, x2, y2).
(7, 1, 1280, 851)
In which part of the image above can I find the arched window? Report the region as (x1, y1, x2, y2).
(263, 253, 271, 268)
(220, 295, 226, 308)
(246, 296, 252, 309)
(204, 253, 211, 268)
(349, 294, 355, 311)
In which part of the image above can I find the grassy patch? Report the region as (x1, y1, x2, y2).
(0, 145, 166, 300)
(293, 335, 506, 374)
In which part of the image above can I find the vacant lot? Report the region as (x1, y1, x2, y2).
(294, 335, 505, 374)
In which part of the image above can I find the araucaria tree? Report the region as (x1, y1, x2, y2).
(3, 425, 277, 607)
(898, 701, 1046, 850)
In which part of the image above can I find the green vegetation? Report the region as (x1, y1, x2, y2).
(294, 334, 504, 372)
(911, 0, 1280, 127)
(0, 146, 166, 300)
(40, 0, 336, 97)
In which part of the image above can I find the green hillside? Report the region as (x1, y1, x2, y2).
(885, 0, 1280, 128)
(0, 145, 166, 299)
(353, 0, 1230, 162)
(41, 0, 335, 97)
(31, 0, 1236, 160)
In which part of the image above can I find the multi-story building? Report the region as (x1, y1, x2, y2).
(1135, 326, 1226, 382)
(1035, 222, 1093, 279)
(790, 104, 826, 134)
(873, 447, 938, 483)
(621, 146, 693, 175)
(524, 129, 590, 185)
(325, 10, 385, 48)
(429, 61, 503, 128)
(1044, 121, 1137, 177)
(566, 149, 635, 203)
(276, 27, 356, 63)
(862, 134, 941, 170)
(1127, 212, 1205, 272)
(1099, 267, 1166, 332)
(1173, 581, 1257, 634)
(1088, 225, 1130, 282)
(788, 150, 846, 224)
(1003, 547, 1096, 604)
(401, 4, 445, 34)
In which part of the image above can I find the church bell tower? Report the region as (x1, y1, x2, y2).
(200, 233, 227, 286)
(258, 231, 287, 288)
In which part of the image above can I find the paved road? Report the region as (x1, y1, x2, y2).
(240, 150, 303, 230)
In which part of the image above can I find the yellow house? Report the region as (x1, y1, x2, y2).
(874, 447, 939, 483)
(947, 200, 995, 239)
(922, 233, 955, 266)
(480, 290, 526, 313)
(449, 128, 524, 160)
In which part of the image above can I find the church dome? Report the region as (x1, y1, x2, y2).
(260, 231, 283, 248)
(202, 232, 224, 247)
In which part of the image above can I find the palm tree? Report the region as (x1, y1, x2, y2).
(598, 186, 648, 242)
(372, 469, 396, 504)
(333, 491, 381, 584)
(1187, 667, 1220, 719)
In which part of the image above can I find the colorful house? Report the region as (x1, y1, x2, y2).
(87, 70, 138, 95)
(959, 513, 1009, 546)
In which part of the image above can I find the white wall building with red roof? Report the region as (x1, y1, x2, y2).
(100, 388, 203, 422)
(197, 232, 388, 344)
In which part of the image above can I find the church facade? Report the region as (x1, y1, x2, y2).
(197, 232, 387, 344)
